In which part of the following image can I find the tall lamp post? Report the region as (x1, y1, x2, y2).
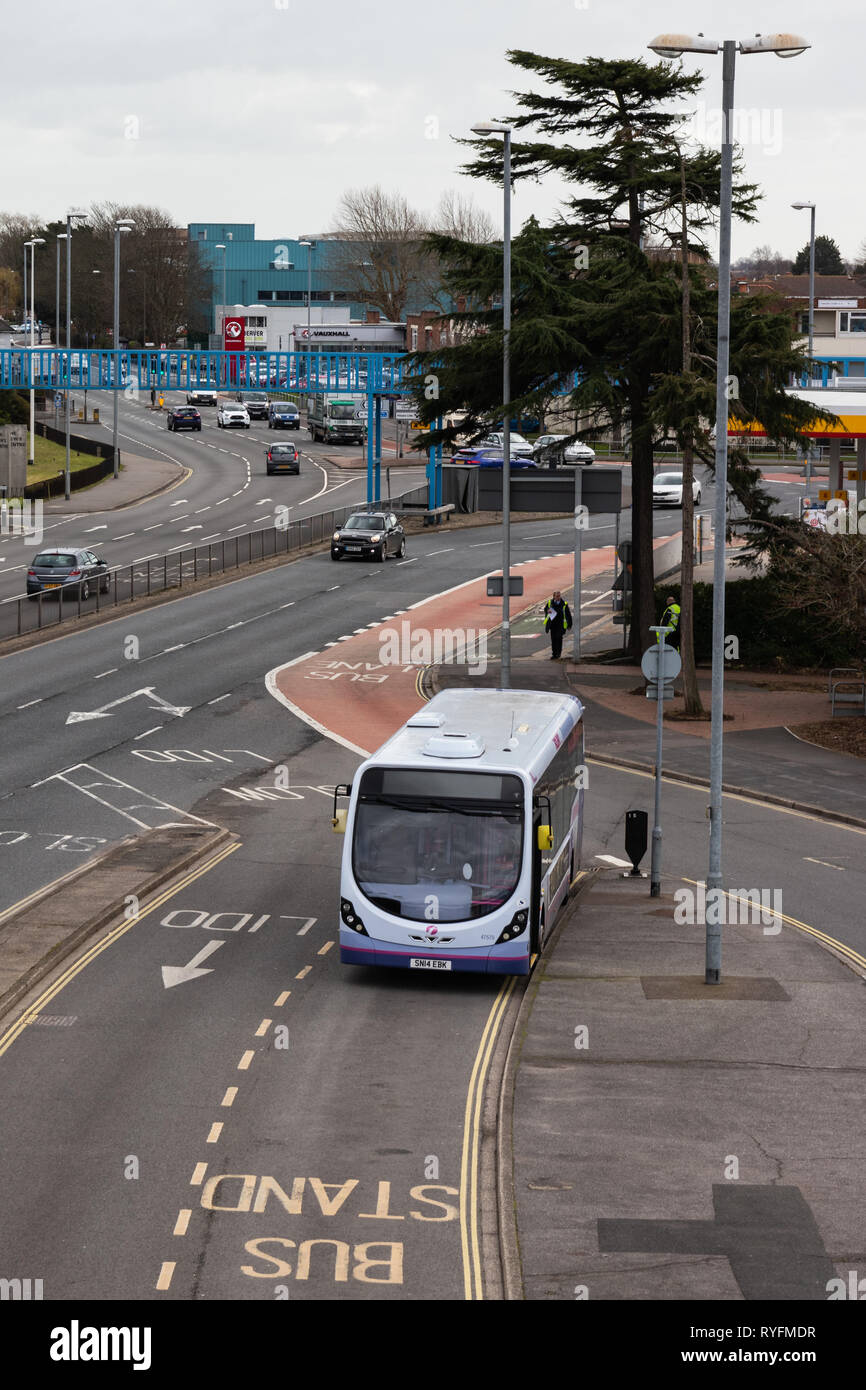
(55, 233, 67, 381)
(792, 200, 816, 484)
(299, 239, 313, 378)
(214, 243, 226, 388)
(25, 237, 45, 467)
(64, 209, 88, 501)
(472, 120, 513, 688)
(648, 31, 809, 984)
(112, 219, 134, 479)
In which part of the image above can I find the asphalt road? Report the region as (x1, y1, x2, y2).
(0, 504, 862, 1302)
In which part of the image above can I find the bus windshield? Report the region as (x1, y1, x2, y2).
(352, 769, 525, 922)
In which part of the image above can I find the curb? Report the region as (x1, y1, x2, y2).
(0, 825, 234, 1026)
(585, 749, 866, 832)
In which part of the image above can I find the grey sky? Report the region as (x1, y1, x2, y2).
(6, 0, 863, 262)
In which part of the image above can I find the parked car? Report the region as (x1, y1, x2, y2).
(217, 402, 251, 429)
(268, 401, 300, 430)
(27, 548, 110, 599)
(167, 405, 202, 432)
(236, 390, 269, 419)
(532, 434, 596, 465)
(187, 388, 218, 406)
(652, 471, 702, 507)
(479, 431, 534, 458)
(450, 448, 539, 470)
(266, 442, 301, 475)
(331, 511, 406, 562)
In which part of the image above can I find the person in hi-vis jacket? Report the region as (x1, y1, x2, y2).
(543, 590, 572, 660)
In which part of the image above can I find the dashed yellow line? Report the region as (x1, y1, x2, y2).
(173, 1210, 191, 1237)
(237, 1050, 255, 1071)
(206, 1122, 223, 1144)
(155, 1262, 175, 1291)
(295, 965, 312, 980)
(274, 991, 291, 1006)
(221, 1087, 238, 1107)
(190, 1163, 208, 1186)
(318, 940, 334, 955)
(255, 1018, 271, 1037)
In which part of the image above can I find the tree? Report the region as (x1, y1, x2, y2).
(731, 245, 791, 276)
(792, 234, 844, 276)
(0, 267, 21, 320)
(328, 186, 429, 321)
(408, 51, 761, 659)
(433, 191, 495, 245)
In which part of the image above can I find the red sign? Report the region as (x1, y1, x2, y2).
(224, 317, 245, 349)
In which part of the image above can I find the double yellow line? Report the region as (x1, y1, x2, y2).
(0, 842, 240, 1057)
(459, 976, 518, 1299)
(683, 878, 866, 975)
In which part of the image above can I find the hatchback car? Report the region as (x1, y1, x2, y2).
(167, 405, 202, 431)
(268, 401, 300, 430)
(217, 402, 251, 429)
(479, 431, 535, 458)
(236, 390, 269, 419)
(532, 434, 596, 465)
(652, 471, 702, 507)
(27, 548, 110, 599)
(331, 512, 406, 562)
(450, 448, 539, 470)
(266, 443, 301, 475)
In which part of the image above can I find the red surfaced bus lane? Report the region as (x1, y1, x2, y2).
(267, 548, 617, 753)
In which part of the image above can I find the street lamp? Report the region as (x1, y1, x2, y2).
(112, 220, 134, 480)
(64, 209, 88, 501)
(648, 31, 809, 984)
(214, 243, 227, 388)
(472, 120, 513, 687)
(792, 201, 816, 482)
(24, 238, 45, 467)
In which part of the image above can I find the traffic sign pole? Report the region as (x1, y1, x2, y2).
(643, 630, 679, 897)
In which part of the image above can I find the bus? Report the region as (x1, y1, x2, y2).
(332, 688, 585, 975)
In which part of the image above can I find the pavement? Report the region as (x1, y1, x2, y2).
(270, 540, 866, 1304)
(41, 449, 188, 514)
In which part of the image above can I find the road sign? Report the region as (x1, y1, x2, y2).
(409, 421, 428, 431)
(645, 684, 675, 700)
(641, 644, 682, 683)
(487, 575, 524, 597)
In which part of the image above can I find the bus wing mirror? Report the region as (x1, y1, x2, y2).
(537, 825, 554, 851)
(332, 809, 348, 835)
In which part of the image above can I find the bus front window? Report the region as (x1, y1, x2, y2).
(352, 771, 525, 922)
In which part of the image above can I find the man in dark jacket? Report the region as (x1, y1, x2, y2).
(543, 590, 573, 660)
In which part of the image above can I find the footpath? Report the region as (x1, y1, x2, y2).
(269, 535, 866, 1305)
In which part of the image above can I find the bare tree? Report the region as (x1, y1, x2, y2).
(328, 185, 429, 321)
(731, 244, 792, 277)
(433, 191, 496, 244)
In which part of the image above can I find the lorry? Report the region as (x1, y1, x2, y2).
(306, 393, 366, 446)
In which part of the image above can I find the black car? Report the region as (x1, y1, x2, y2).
(266, 443, 301, 475)
(167, 406, 201, 431)
(27, 548, 110, 599)
(331, 511, 405, 562)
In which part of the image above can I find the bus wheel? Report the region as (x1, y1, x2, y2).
(531, 910, 545, 957)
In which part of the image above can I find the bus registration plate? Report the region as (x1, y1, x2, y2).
(410, 958, 451, 971)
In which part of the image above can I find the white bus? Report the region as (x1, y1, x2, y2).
(332, 688, 585, 975)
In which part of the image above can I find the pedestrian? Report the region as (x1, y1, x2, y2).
(150, 386, 155, 409)
(660, 593, 681, 651)
(543, 589, 573, 660)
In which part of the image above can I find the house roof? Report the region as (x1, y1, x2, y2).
(732, 274, 866, 302)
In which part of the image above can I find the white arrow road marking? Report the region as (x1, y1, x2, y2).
(162, 939, 224, 989)
(84, 525, 108, 532)
(181, 525, 203, 532)
(66, 686, 191, 724)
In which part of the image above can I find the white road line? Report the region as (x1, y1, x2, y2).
(181, 526, 203, 532)
(194, 507, 211, 513)
(93, 669, 117, 679)
(199, 533, 221, 542)
(327, 585, 340, 591)
(595, 854, 633, 868)
(163, 644, 186, 652)
(112, 532, 135, 540)
(17, 698, 42, 709)
(426, 548, 454, 555)
(227, 524, 246, 532)
(208, 694, 231, 704)
(134, 726, 164, 740)
(133, 554, 159, 563)
(804, 856, 845, 871)
(143, 523, 163, 531)
(215, 499, 229, 506)
(169, 500, 189, 506)
(470, 541, 499, 548)
(84, 525, 108, 533)
(396, 558, 417, 566)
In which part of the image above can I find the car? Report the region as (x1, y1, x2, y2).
(331, 511, 406, 562)
(266, 443, 301, 475)
(652, 471, 702, 507)
(217, 402, 251, 429)
(167, 405, 202, 432)
(187, 388, 218, 406)
(479, 431, 535, 458)
(532, 434, 596, 465)
(450, 448, 539, 470)
(26, 547, 110, 599)
(268, 401, 300, 430)
(236, 390, 269, 419)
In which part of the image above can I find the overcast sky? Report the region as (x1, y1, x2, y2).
(6, 0, 863, 263)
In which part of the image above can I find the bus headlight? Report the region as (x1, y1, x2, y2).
(340, 899, 368, 934)
(495, 908, 529, 944)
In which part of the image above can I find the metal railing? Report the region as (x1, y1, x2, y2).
(0, 485, 427, 642)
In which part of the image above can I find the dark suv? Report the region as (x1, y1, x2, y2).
(236, 390, 269, 419)
(331, 512, 405, 562)
(27, 548, 110, 599)
(167, 406, 201, 431)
